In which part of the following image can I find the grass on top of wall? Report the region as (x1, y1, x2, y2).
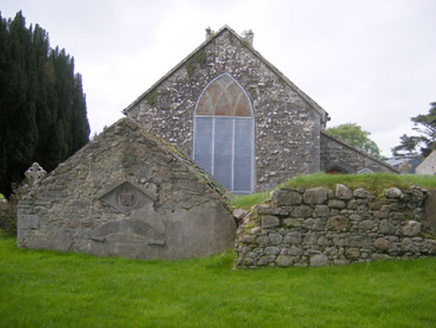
(230, 173, 436, 209)
(1, 235, 436, 328)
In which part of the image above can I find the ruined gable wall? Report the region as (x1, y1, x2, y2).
(17, 118, 235, 260)
(127, 30, 322, 192)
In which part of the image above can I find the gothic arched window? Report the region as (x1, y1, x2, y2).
(193, 74, 254, 193)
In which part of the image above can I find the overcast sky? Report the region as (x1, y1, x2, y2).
(2, 0, 436, 157)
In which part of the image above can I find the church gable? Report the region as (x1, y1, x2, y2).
(124, 26, 328, 192)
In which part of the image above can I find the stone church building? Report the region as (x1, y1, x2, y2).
(124, 26, 396, 193)
(17, 26, 400, 261)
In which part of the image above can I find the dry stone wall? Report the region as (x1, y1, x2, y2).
(235, 184, 436, 268)
(126, 28, 325, 191)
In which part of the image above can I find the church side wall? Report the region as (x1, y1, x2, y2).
(127, 30, 322, 192)
(320, 133, 397, 174)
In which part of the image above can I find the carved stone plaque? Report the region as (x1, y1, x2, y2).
(99, 181, 154, 214)
(117, 185, 138, 212)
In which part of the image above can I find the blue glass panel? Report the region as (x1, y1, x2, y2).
(194, 117, 213, 174)
(234, 118, 254, 192)
(214, 117, 233, 190)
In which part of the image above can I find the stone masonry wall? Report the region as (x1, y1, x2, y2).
(321, 132, 397, 174)
(17, 118, 236, 260)
(126, 28, 324, 191)
(235, 184, 436, 268)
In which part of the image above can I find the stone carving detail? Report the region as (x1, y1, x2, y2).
(100, 181, 153, 214)
(117, 185, 138, 212)
(25, 162, 47, 187)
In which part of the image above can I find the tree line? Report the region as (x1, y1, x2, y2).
(0, 11, 89, 197)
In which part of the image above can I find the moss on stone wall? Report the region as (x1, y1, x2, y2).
(145, 90, 157, 106)
(186, 48, 207, 78)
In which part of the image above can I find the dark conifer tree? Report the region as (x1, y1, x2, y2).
(51, 47, 74, 160)
(32, 24, 52, 168)
(4, 12, 39, 194)
(0, 11, 90, 196)
(0, 14, 10, 189)
(71, 73, 90, 153)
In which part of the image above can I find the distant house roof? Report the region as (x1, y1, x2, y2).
(122, 25, 329, 124)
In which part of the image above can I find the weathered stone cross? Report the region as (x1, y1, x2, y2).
(25, 162, 47, 186)
(399, 159, 412, 174)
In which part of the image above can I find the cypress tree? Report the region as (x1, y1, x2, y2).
(51, 47, 74, 160)
(32, 24, 52, 168)
(0, 14, 10, 190)
(71, 73, 90, 153)
(0, 11, 90, 196)
(3, 12, 38, 195)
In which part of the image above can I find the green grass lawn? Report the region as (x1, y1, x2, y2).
(1, 236, 435, 327)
